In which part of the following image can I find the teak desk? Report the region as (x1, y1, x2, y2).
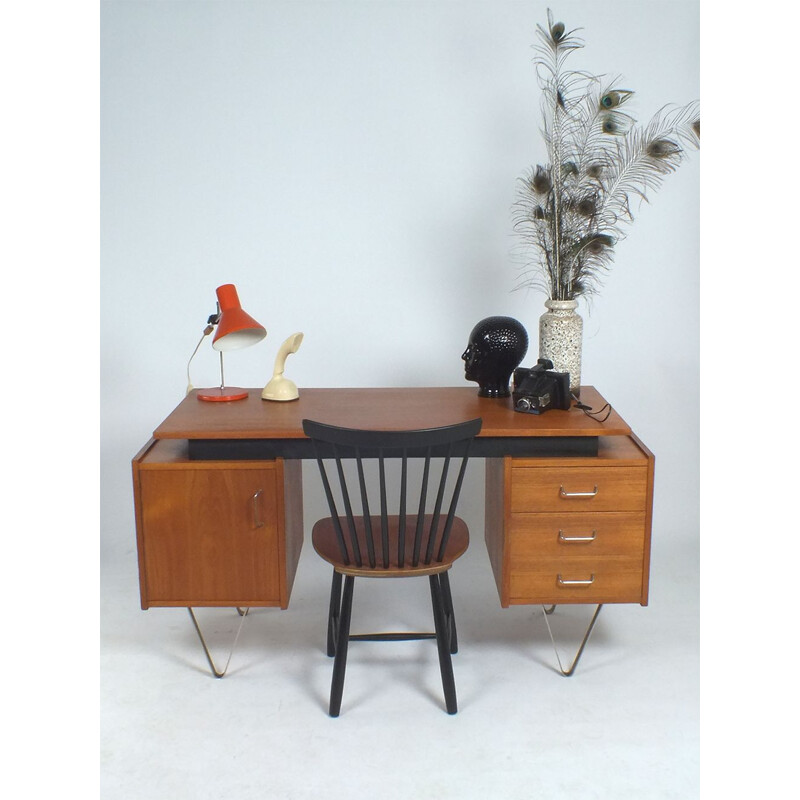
(132, 387, 654, 616)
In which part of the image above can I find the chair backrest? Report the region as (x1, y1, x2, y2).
(302, 418, 482, 570)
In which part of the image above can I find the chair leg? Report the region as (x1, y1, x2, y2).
(439, 570, 458, 654)
(541, 603, 603, 677)
(327, 570, 343, 657)
(430, 575, 458, 714)
(187, 607, 249, 679)
(329, 575, 354, 717)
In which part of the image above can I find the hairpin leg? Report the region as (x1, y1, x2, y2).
(187, 607, 250, 678)
(541, 604, 603, 677)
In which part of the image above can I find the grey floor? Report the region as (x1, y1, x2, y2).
(100, 462, 699, 799)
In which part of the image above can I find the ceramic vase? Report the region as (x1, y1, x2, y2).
(539, 299, 582, 395)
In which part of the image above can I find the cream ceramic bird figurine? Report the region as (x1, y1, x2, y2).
(261, 332, 304, 401)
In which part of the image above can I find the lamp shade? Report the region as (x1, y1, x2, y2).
(211, 284, 267, 351)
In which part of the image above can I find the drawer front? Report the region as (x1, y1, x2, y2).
(510, 465, 647, 513)
(508, 512, 646, 558)
(508, 555, 645, 604)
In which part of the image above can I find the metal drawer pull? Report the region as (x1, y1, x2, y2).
(558, 530, 597, 543)
(559, 485, 598, 498)
(253, 489, 265, 528)
(557, 574, 595, 586)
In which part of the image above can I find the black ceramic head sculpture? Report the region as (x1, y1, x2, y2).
(462, 316, 529, 397)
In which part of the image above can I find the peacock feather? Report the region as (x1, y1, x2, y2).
(514, 9, 699, 301)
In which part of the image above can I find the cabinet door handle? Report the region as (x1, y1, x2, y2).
(558, 530, 597, 543)
(559, 485, 598, 498)
(557, 574, 595, 586)
(252, 489, 265, 528)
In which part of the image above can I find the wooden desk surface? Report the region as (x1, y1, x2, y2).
(153, 386, 631, 440)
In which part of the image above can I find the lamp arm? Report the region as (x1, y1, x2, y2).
(186, 324, 215, 395)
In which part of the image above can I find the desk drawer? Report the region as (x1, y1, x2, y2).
(508, 512, 646, 558)
(485, 435, 655, 608)
(509, 555, 645, 604)
(510, 464, 648, 513)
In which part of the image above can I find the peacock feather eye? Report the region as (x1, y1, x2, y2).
(600, 111, 632, 135)
(600, 90, 633, 111)
(585, 234, 614, 254)
(647, 138, 681, 158)
(550, 21, 565, 42)
(576, 196, 596, 216)
(530, 165, 552, 194)
(602, 116, 619, 134)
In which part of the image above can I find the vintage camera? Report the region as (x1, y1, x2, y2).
(512, 359, 571, 414)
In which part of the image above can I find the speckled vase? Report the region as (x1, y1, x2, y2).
(539, 299, 582, 395)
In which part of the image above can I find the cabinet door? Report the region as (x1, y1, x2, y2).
(139, 466, 281, 606)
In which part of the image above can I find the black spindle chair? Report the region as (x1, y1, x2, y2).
(302, 417, 482, 716)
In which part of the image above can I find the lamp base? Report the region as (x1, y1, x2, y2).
(197, 387, 249, 402)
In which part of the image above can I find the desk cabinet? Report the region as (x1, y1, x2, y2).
(485, 435, 654, 607)
(132, 439, 303, 609)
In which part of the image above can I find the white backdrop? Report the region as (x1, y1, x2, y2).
(101, 0, 699, 560)
(93, 1, 703, 795)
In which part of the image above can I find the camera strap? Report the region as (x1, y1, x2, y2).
(571, 396, 613, 422)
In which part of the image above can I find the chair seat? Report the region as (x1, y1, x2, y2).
(312, 514, 469, 577)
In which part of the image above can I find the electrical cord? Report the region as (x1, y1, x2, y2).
(571, 394, 613, 422)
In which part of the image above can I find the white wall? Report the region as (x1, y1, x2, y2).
(101, 1, 699, 557)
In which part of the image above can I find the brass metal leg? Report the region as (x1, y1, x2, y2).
(187, 607, 250, 678)
(541, 604, 603, 677)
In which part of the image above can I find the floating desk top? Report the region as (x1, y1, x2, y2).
(155, 386, 629, 439)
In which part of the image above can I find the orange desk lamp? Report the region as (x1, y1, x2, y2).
(187, 283, 267, 402)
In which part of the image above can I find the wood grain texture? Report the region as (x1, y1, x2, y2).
(281, 459, 304, 607)
(631, 433, 656, 605)
(507, 512, 647, 558)
(484, 458, 507, 605)
(132, 442, 302, 608)
(510, 464, 648, 514)
(139, 465, 281, 606)
(484, 435, 654, 607)
(311, 515, 469, 578)
(508, 555, 645, 604)
(153, 386, 631, 440)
